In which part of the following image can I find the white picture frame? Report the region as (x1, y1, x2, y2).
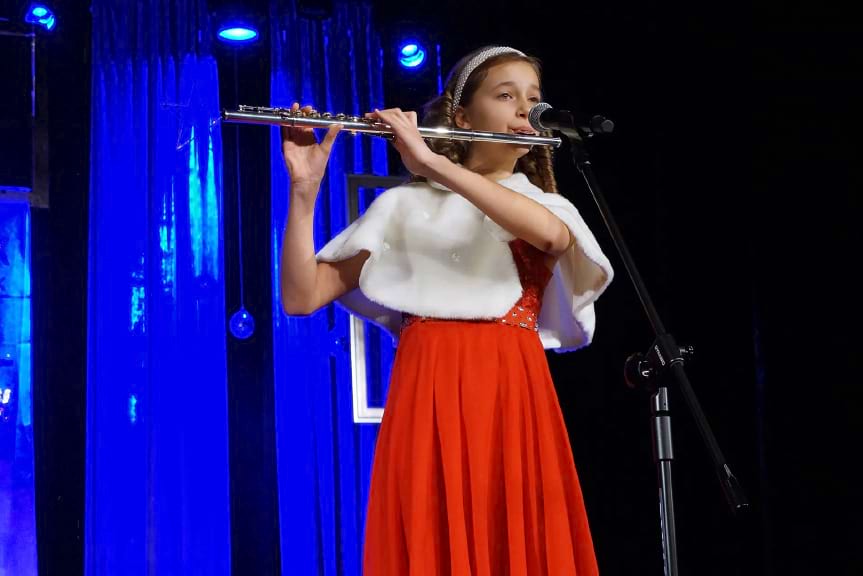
(345, 174, 404, 425)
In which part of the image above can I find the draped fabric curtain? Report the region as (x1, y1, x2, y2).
(86, 0, 230, 573)
(0, 202, 35, 575)
(269, 1, 391, 573)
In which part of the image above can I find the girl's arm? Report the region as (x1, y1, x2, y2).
(279, 185, 369, 315)
(423, 157, 573, 256)
(369, 107, 573, 257)
(279, 102, 369, 316)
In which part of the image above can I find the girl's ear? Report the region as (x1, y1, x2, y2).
(454, 106, 470, 129)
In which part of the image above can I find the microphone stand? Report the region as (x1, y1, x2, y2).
(558, 117, 749, 576)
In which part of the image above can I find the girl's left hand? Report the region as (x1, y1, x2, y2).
(366, 108, 440, 177)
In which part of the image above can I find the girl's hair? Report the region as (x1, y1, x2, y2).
(411, 48, 559, 194)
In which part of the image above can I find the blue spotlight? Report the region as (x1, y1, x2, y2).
(24, 3, 56, 30)
(398, 42, 426, 69)
(217, 25, 259, 43)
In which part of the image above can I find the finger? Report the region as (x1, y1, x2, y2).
(368, 109, 385, 124)
(297, 104, 316, 130)
(383, 108, 406, 122)
(392, 109, 415, 128)
(291, 102, 300, 111)
(281, 122, 303, 138)
(373, 108, 396, 123)
(320, 123, 342, 154)
(380, 109, 414, 135)
(282, 121, 311, 139)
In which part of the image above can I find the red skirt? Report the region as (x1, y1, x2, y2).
(363, 317, 599, 575)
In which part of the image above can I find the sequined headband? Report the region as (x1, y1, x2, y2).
(451, 46, 527, 117)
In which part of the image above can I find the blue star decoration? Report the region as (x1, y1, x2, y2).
(161, 79, 219, 151)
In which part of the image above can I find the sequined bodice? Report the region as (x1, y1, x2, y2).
(401, 239, 553, 333)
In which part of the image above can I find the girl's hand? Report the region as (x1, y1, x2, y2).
(281, 102, 342, 191)
(366, 108, 440, 178)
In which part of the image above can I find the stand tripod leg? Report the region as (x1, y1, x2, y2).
(653, 387, 678, 576)
(658, 461, 678, 576)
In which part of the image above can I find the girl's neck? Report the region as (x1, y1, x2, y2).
(463, 151, 519, 182)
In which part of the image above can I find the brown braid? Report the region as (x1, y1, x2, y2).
(410, 49, 559, 195)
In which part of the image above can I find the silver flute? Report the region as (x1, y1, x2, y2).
(221, 105, 562, 148)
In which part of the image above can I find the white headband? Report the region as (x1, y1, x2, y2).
(451, 46, 526, 117)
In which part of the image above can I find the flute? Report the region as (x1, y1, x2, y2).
(221, 105, 562, 148)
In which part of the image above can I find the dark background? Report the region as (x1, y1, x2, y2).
(26, 0, 860, 574)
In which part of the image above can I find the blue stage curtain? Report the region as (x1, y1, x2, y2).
(0, 202, 36, 575)
(269, 1, 392, 573)
(86, 0, 230, 574)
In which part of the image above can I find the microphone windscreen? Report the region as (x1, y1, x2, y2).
(528, 102, 553, 132)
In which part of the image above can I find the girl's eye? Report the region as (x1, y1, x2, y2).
(529, 97, 541, 103)
(498, 93, 512, 99)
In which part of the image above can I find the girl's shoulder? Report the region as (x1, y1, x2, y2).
(358, 179, 436, 222)
(374, 179, 433, 197)
(370, 179, 443, 206)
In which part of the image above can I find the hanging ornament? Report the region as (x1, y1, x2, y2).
(229, 306, 255, 340)
(228, 50, 255, 340)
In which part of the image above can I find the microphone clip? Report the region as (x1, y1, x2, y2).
(528, 102, 614, 140)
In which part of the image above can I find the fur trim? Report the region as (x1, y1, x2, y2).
(315, 172, 613, 351)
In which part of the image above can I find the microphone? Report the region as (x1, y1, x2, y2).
(528, 102, 614, 137)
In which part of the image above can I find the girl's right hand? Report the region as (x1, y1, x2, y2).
(281, 102, 342, 193)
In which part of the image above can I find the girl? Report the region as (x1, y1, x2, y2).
(280, 45, 613, 576)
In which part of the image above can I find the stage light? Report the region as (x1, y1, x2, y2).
(24, 3, 56, 31)
(217, 25, 258, 43)
(398, 42, 426, 69)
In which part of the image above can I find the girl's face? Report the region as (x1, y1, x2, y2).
(456, 60, 542, 158)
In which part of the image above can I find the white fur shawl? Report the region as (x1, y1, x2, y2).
(315, 172, 614, 352)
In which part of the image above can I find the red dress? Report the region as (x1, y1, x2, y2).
(363, 239, 599, 576)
